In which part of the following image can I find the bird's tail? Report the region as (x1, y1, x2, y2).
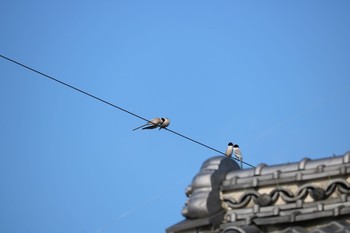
(142, 124, 159, 130)
(240, 158, 243, 169)
(132, 123, 148, 131)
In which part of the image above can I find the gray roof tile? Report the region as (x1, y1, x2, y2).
(167, 151, 350, 233)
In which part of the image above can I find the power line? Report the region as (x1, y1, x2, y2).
(0, 54, 149, 123)
(165, 128, 255, 167)
(0, 54, 255, 168)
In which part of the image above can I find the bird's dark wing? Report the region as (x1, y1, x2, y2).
(142, 124, 159, 130)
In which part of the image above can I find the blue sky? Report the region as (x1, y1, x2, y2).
(1, 1, 350, 233)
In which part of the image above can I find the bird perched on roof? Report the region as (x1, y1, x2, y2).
(132, 117, 170, 131)
(225, 142, 234, 158)
(233, 144, 243, 169)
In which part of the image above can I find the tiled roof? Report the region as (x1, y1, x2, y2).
(280, 220, 350, 233)
(167, 151, 350, 233)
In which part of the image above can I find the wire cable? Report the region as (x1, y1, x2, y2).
(165, 128, 255, 167)
(0, 54, 255, 168)
(0, 54, 150, 123)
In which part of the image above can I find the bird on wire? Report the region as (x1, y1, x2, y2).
(225, 142, 234, 158)
(132, 117, 170, 131)
(158, 117, 170, 130)
(233, 144, 243, 169)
